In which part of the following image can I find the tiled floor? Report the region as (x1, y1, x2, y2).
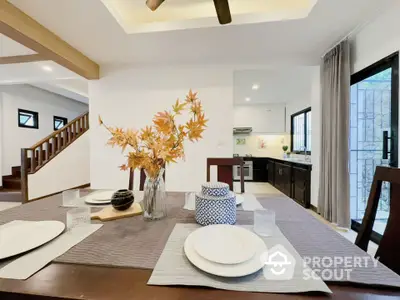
(236, 181, 379, 256)
(0, 182, 378, 256)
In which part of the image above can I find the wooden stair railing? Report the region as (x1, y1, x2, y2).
(20, 112, 89, 203)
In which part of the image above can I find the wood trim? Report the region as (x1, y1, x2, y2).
(27, 183, 90, 203)
(20, 149, 29, 203)
(0, 1, 99, 79)
(0, 53, 46, 64)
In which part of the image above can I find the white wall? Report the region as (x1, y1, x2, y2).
(28, 132, 90, 200)
(350, 2, 400, 158)
(89, 66, 233, 192)
(0, 84, 88, 176)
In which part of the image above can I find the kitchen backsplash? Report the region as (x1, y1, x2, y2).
(233, 134, 291, 157)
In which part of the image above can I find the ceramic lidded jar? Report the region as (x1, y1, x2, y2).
(111, 189, 134, 211)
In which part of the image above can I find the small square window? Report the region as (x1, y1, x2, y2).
(18, 109, 39, 129)
(54, 116, 68, 130)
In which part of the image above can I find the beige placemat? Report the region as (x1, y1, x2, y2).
(148, 223, 331, 294)
(0, 222, 102, 280)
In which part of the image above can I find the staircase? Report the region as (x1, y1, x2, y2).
(0, 166, 22, 202)
(1, 112, 90, 203)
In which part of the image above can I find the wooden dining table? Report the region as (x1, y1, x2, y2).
(1, 192, 400, 300)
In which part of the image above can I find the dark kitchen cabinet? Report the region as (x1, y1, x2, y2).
(253, 158, 268, 182)
(267, 160, 274, 184)
(266, 158, 312, 208)
(274, 162, 292, 197)
(292, 166, 311, 208)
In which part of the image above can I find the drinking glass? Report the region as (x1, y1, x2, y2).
(62, 189, 80, 207)
(66, 207, 91, 230)
(254, 209, 276, 236)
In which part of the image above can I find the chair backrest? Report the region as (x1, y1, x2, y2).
(206, 158, 245, 193)
(355, 166, 400, 275)
(128, 168, 166, 191)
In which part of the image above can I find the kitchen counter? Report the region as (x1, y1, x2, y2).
(235, 156, 312, 167)
(265, 156, 312, 166)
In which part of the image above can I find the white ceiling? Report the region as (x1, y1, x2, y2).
(101, 0, 317, 33)
(0, 34, 36, 57)
(9, 0, 398, 68)
(234, 68, 313, 105)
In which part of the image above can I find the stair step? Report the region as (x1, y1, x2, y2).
(12, 166, 21, 177)
(2, 176, 21, 190)
(0, 190, 22, 202)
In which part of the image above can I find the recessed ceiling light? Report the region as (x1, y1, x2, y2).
(245, 97, 251, 102)
(252, 84, 260, 90)
(41, 65, 53, 72)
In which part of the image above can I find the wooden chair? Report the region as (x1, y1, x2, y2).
(128, 168, 166, 191)
(355, 166, 400, 275)
(206, 158, 245, 193)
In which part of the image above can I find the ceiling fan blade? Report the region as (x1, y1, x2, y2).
(146, 0, 165, 11)
(213, 0, 232, 25)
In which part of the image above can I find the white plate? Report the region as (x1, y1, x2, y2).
(235, 194, 244, 206)
(84, 198, 111, 205)
(91, 190, 115, 201)
(184, 226, 267, 277)
(193, 225, 258, 264)
(0, 221, 65, 260)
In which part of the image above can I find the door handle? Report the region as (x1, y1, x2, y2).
(383, 131, 391, 160)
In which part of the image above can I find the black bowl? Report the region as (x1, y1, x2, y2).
(111, 189, 134, 211)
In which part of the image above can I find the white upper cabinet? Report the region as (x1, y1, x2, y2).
(234, 104, 286, 133)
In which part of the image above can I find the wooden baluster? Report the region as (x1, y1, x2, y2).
(30, 149, 36, 172)
(75, 120, 78, 137)
(62, 129, 66, 147)
(68, 124, 72, 142)
(80, 117, 83, 133)
(57, 132, 61, 151)
(45, 141, 49, 161)
(21, 149, 29, 203)
(38, 145, 43, 167)
(50, 137, 55, 158)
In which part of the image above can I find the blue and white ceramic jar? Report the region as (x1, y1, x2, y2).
(195, 182, 236, 226)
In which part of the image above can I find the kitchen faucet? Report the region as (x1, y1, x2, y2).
(303, 146, 311, 162)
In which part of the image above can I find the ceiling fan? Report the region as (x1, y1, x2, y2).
(145, 0, 232, 25)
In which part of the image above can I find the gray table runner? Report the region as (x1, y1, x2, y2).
(1, 192, 399, 288)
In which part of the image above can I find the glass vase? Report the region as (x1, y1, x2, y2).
(143, 168, 167, 221)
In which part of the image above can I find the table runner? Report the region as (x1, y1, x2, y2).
(1, 192, 400, 288)
(148, 223, 331, 294)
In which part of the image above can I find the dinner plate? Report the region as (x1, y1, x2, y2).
(184, 226, 267, 277)
(84, 198, 111, 205)
(90, 190, 115, 201)
(193, 225, 258, 264)
(0, 220, 65, 260)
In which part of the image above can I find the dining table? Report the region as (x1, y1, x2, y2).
(0, 190, 400, 300)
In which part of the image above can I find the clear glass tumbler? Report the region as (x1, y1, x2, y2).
(254, 209, 276, 236)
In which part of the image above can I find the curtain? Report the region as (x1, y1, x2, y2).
(318, 40, 350, 228)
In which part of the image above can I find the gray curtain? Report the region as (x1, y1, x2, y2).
(318, 40, 350, 228)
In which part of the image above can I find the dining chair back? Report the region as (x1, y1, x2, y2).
(206, 158, 245, 193)
(355, 166, 400, 275)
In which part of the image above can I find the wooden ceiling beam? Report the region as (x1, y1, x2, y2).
(0, 1, 99, 79)
(0, 53, 46, 64)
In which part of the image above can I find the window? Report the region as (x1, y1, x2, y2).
(18, 109, 39, 129)
(291, 107, 311, 153)
(54, 116, 68, 130)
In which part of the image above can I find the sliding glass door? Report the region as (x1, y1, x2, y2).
(350, 53, 399, 241)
